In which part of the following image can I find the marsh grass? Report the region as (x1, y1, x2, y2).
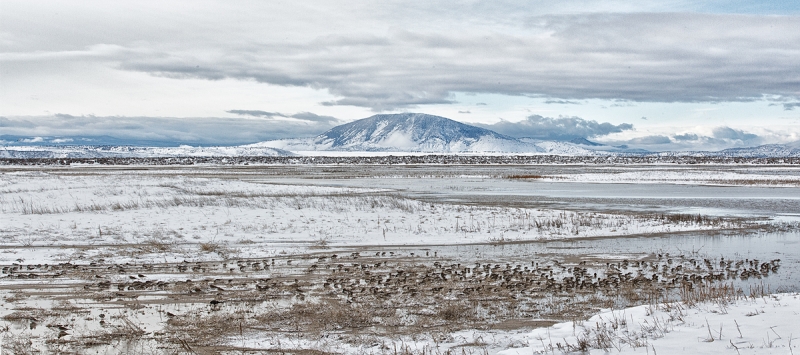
(139, 237, 174, 253)
(0, 250, 783, 355)
(680, 282, 745, 307)
(198, 241, 219, 252)
(0, 167, 789, 354)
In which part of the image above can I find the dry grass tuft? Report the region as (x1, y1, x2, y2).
(199, 242, 221, 253)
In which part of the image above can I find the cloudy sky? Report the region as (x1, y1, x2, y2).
(2, 1, 800, 150)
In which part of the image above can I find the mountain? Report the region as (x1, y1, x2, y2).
(0, 145, 293, 159)
(0, 135, 196, 147)
(256, 113, 548, 153)
(681, 142, 800, 158)
(517, 138, 600, 155)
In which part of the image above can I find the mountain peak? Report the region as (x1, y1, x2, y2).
(314, 113, 522, 152)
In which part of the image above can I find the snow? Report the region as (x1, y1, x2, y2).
(206, 293, 800, 355)
(1, 164, 798, 354)
(249, 113, 551, 153)
(0, 168, 753, 265)
(381, 130, 416, 149)
(533, 140, 602, 155)
(499, 293, 800, 355)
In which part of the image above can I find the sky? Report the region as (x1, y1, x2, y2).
(1, 1, 800, 150)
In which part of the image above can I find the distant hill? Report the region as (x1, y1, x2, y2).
(256, 113, 554, 153)
(0, 145, 293, 159)
(666, 143, 800, 158)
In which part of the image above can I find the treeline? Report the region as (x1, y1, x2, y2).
(3, 155, 800, 166)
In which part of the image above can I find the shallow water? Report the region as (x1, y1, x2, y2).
(390, 231, 800, 293)
(250, 168, 800, 293)
(264, 176, 800, 217)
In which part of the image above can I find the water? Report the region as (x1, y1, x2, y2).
(389, 231, 800, 293)
(264, 176, 800, 216)
(222, 167, 800, 293)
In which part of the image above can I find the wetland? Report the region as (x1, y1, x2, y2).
(1, 163, 798, 354)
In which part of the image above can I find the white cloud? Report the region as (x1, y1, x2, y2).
(595, 124, 800, 151)
(19, 136, 44, 143)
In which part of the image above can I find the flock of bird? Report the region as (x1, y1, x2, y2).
(0, 249, 784, 347)
(1, 251, 781, 307)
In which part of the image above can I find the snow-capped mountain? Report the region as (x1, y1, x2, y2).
(668, 142, 800, 158)
(0, 145, 292, 159)
(517, 138, 600, 155)
(255, 113, 550, 153)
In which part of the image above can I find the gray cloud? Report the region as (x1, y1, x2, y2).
(673, 133, 699, 141)
(0, 117, 35, 128)
(544, 100, 581, 105)
(784, 103, 800, 110)
(226, 110, 283, 118)
(0, 114, 338, 145)
(289, 112, 341, 124)
(227, 110, 340, 124)
(2, 3, 800, 114)
(98, 13, 800, 111)
(477, 115, 633, 140)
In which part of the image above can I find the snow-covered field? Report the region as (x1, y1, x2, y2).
(0, 168, 756, 265)
(288, 292, 800, 355)
(501, 293, 800, 355)
(0, 164, 797, 354)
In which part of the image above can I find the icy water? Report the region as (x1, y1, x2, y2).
(432, 181, 800, 217)
(356, 231, 800, 294)
(264, 175, 800, 216)
(244, 166, 800, 292)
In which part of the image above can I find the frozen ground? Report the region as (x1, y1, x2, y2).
(499, 292, 800, 355)
(292, 291, 800, 355)
(0, 167, 760, 266)
(0, 164, 798, 354)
